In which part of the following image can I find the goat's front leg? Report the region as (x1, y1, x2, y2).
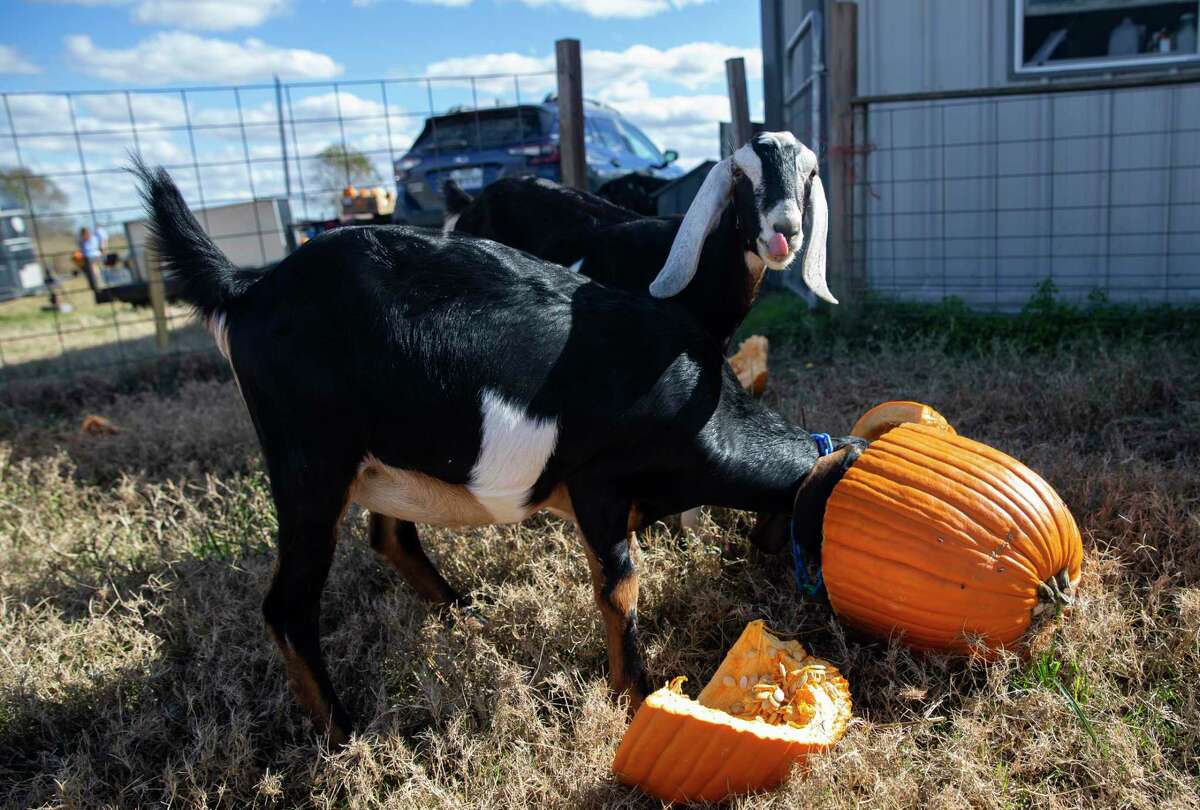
(571, 489, 651, 711)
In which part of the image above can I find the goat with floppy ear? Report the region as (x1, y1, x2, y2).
(445, 130, 833, 351)
(134, 157, 863, 748)
(648, 132, 832, 304)
(447, 131, 829, 546)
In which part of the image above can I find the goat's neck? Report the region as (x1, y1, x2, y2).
(678, 387, 818, 515)
(677, 206, 763, 350)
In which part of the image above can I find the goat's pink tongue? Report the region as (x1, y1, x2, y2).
(768, 232, 789, 258)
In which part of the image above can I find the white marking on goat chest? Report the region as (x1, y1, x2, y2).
(469, 390, 559, 523)
(442, 213, 460, 235)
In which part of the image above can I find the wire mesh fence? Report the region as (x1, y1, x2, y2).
(0, 67, 556, 387)
(846, 77, 1200, 312)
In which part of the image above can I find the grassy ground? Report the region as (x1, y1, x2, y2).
(1, 310, 1198, 808)
(0, 273, 198, 375)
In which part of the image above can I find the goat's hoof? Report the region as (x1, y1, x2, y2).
(455, 601, 488, 630)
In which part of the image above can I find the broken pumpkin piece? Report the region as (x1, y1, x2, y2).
(612, 620, 851, 804)
(728, 335, 769, 398)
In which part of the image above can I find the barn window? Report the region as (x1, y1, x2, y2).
(1014, 0, 1200, 75)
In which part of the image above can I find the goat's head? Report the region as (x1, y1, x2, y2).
(649, 131, 835, 304)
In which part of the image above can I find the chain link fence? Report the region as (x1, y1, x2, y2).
(0, 67, 557, 388)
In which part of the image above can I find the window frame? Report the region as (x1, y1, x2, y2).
(1011, 0, 1200, 78)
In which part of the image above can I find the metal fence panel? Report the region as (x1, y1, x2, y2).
(0, 69, 554, 387)
(849, 79, 1200, 311)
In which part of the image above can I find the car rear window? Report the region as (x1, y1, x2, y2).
(413, 108, 549, 151)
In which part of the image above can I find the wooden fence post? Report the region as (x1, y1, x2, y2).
(146, 256, 170, 350)
(827, 1, 860, 314)
(555, 39, 587, 190)
(725, 57, 753, 148)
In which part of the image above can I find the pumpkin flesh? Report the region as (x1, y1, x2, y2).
(728, 335, 769, 398)
(612, 620, 851, 804)
(850, 400, 955, 442)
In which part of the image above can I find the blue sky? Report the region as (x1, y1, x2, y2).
(1, 0, 763, 223)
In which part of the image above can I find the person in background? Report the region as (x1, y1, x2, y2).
(77, 224, 108, 293)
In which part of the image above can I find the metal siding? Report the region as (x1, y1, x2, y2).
(849, 1, 1197, 308)
(862, 82, 1197, 307)
(857, 0, 1010, 96)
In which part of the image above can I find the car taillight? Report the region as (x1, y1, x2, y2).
(508, 143, 558, 164)
(530, 146, 560, 165)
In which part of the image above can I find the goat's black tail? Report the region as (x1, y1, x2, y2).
(131, 155, 254, 318)
(442, 179, 474, 216)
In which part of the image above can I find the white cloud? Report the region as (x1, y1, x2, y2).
(517, 0, 709, 18)
(66, 32, 343, 84)
(360, 0, 707, 16)
(0, 45, 41, 75)
(132, 0, 290, 31)
(424, 42, 761, 94)
(40, 0, 288, 31)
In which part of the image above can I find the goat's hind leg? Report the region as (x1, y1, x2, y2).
(262, 466, 357, 747)
(368, 514, 463, 604)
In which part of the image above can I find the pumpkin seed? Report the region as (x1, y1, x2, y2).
(722, 675, 735, 687)
(739, 675, 748, 689)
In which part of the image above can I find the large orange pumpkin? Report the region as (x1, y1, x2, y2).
(822, 423, 1082, 653)
(612, 621, 851, 804)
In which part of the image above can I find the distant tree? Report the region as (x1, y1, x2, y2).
(0, 166, 67, 213)
(311, 144, 380, 208)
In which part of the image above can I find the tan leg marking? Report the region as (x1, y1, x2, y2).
(267, 627, 349, 747)
(369, 514, 458, 603)
(581, 535, 644, 709)
(537, 483, 576, 522)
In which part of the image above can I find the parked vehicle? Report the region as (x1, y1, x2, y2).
(392, 97, 683, 225)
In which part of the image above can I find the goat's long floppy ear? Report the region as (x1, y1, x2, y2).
(649, 157, 734, 298)
(802, 172, 837, 304)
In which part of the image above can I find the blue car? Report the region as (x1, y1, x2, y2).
(393, 97, 684, 226)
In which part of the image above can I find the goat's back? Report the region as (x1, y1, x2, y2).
(223, 224, 729, 484)
(454, 176, 641, 265)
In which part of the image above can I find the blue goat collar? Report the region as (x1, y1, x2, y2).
(791, 432, 833, 597)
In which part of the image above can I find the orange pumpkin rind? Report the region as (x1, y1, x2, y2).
(823, 423, 1082, 655)
(612, 620, 851, 804)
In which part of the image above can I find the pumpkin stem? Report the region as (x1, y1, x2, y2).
(1038, 568, 1076, 612)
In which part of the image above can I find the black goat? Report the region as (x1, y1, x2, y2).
(446, 131, 830, 539)
(135, 159, 863, 746)
(444, 130, 834, 350)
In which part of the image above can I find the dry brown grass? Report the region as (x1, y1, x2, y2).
(1, 338, 1198, 809)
